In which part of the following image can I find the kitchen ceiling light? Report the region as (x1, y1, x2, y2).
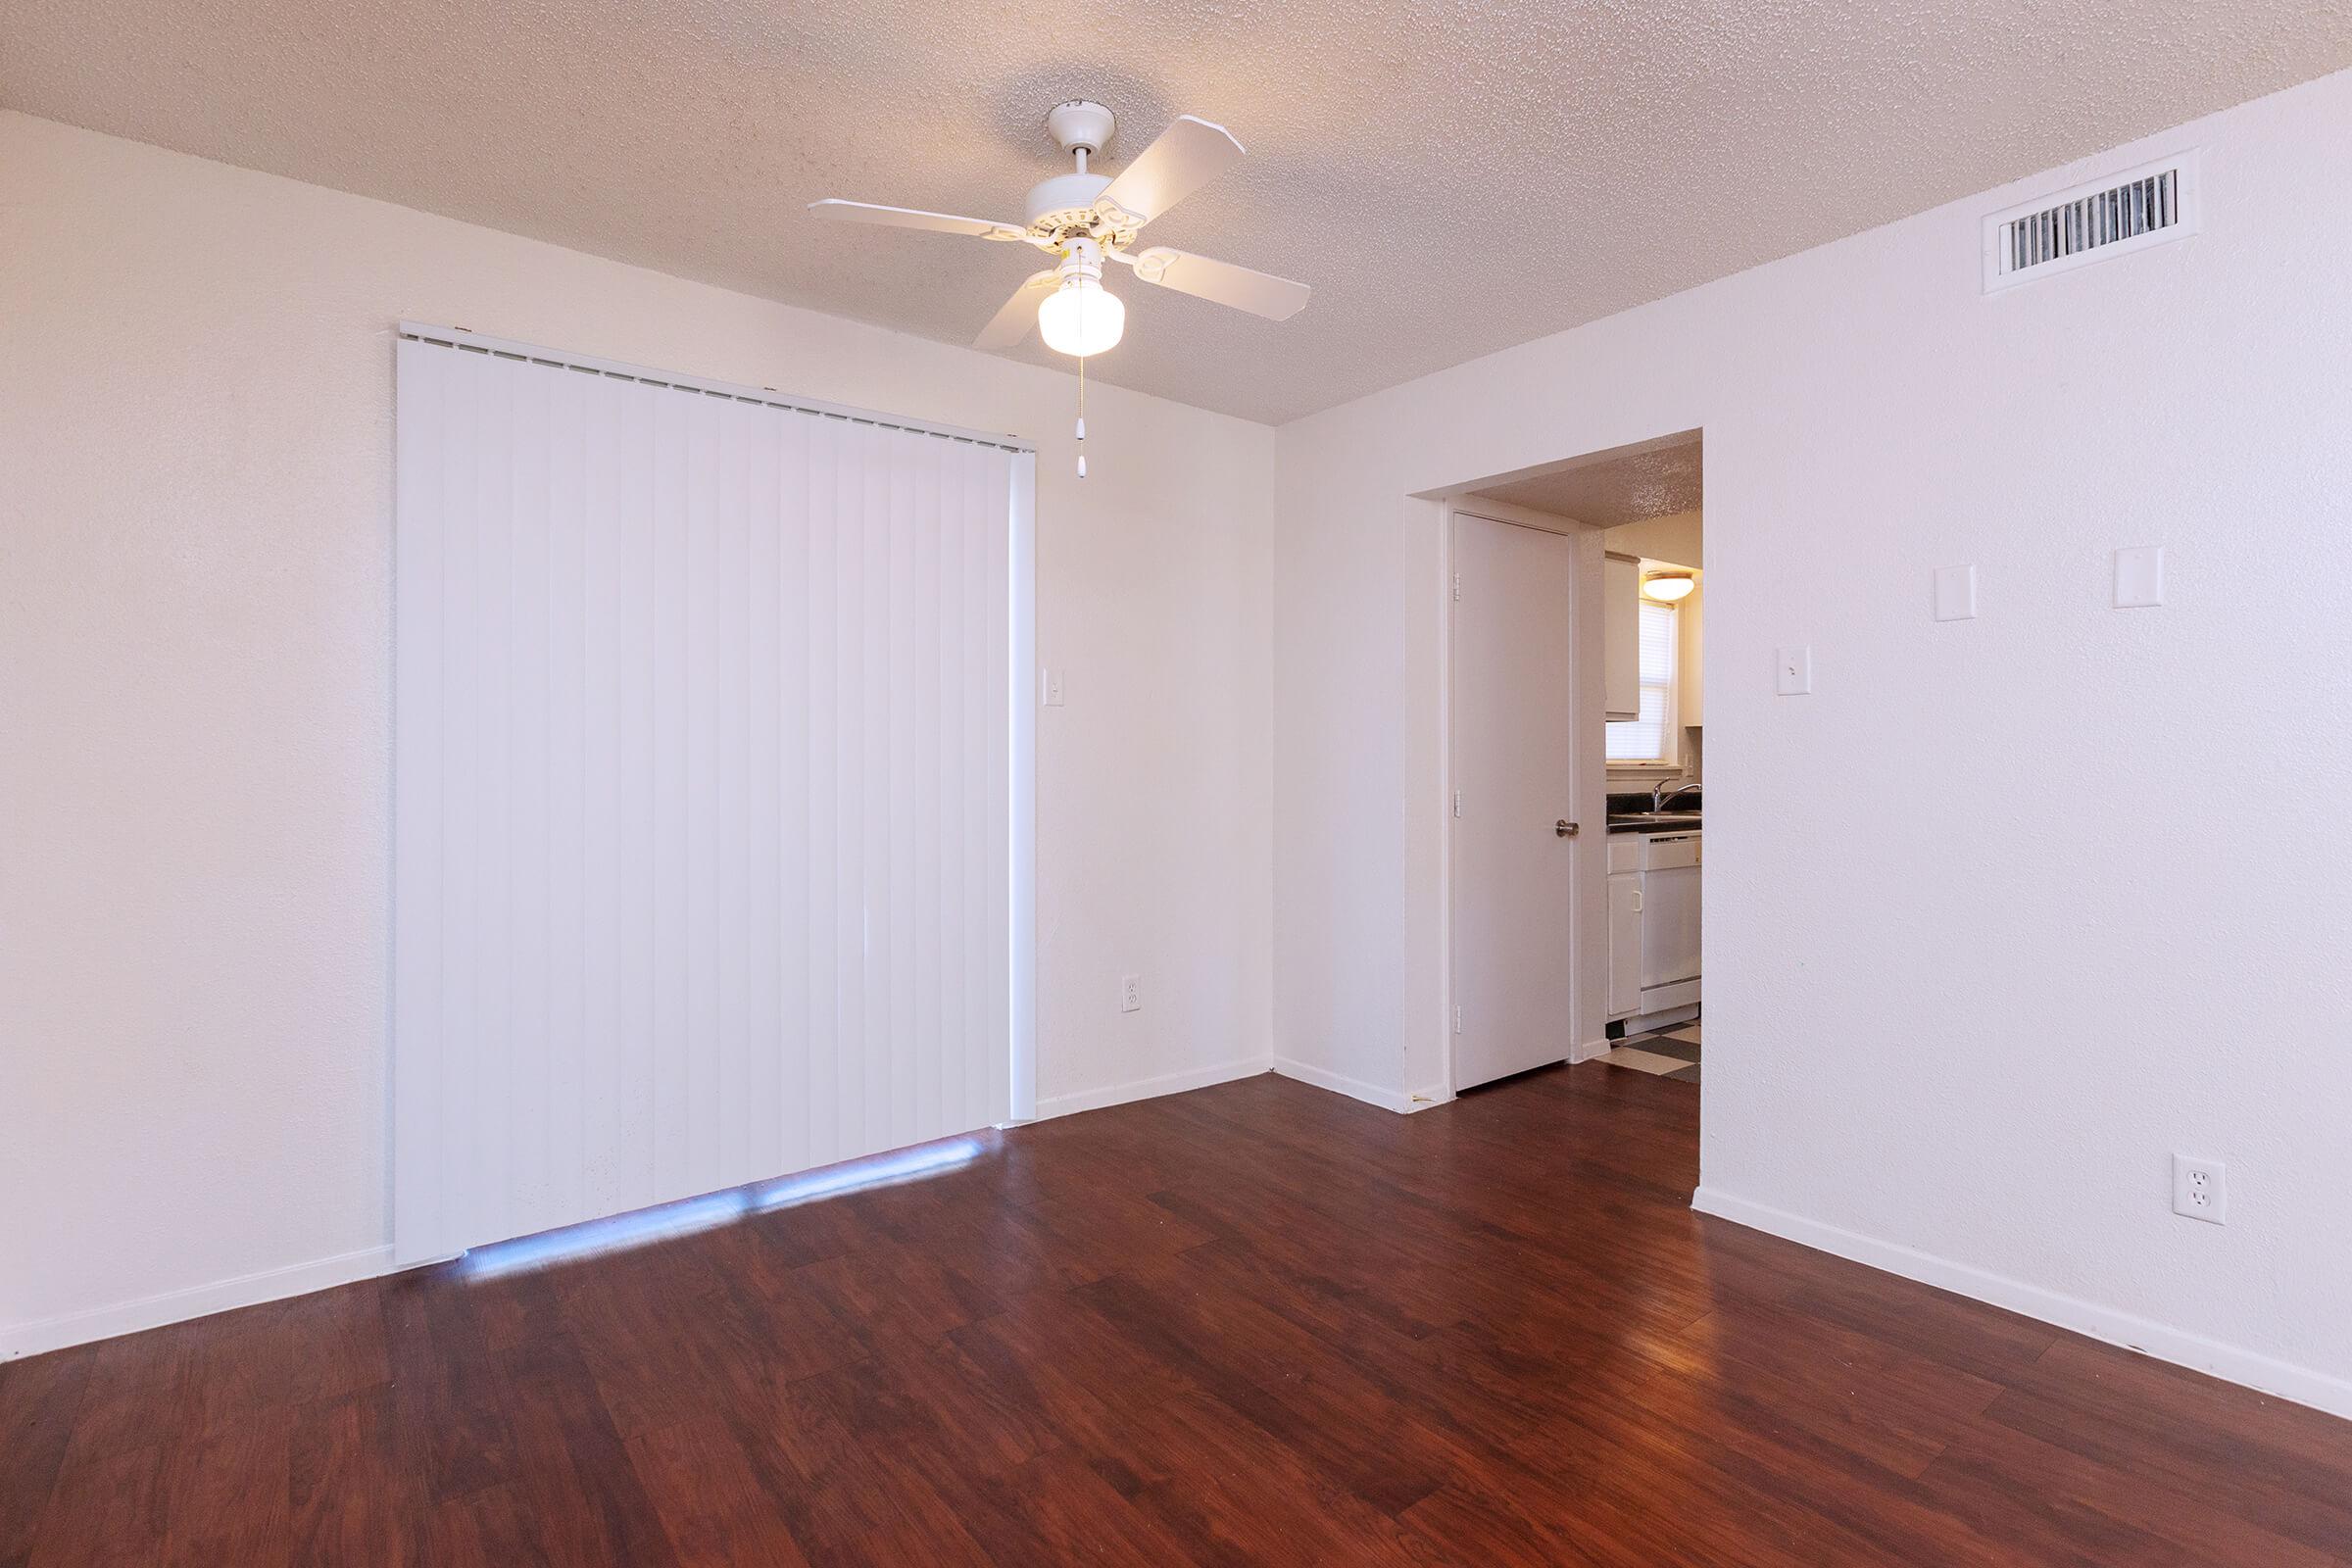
(1643, 572, 1695, 603)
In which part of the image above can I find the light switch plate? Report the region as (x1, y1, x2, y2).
(1934, 564, 1979, 621)
(1775, 645, 1813, 696)
(2113, 546, 2166, 609)
(1040, 667, 1065, 707)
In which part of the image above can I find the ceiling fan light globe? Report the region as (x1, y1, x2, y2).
(1038, 276, 1125, 358)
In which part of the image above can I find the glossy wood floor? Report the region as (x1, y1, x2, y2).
(8, 1064, 2350, 1566)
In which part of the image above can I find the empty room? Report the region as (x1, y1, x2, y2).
(5, 2, 2351, 1563)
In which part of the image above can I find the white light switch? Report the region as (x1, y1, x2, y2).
(1041, 667, 1065, 707)
(1775, 645, 1813, 696)
(2113, 546, 2166, 609)
(1934, 564, 1979, 621)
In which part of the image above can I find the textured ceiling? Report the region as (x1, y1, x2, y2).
(5, 1, 2348, 423)
(1474, 434, 1703, 528)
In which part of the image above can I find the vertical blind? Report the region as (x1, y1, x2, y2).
(392, 330, 1033, 1264)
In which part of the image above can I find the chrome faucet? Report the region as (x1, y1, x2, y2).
(1651, 777, 1697, 811)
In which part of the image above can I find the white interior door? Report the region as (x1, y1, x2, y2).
(1450, 512, 1578, 1090)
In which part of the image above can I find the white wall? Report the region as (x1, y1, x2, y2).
(0, 113, 1275, 1348)
(1274, 72, 2352, 1414)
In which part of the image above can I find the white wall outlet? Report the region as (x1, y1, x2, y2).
(1040, 667, 1065, 707)
(1934, 564, 1979, 621)
(2113, 546, 2166, 609)
(2173, 1153, 2227, 1224)
(1118, 973, 1142, 1013)
(1775, 645, 1813, 695)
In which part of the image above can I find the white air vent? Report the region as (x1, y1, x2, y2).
(1983, 152, 2198, 293)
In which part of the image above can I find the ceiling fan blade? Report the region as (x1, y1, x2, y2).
(808, 199, 1028, 243)
(1124, 246, 1310, 321)
(1092, 115, 1246, 228)
(974, 270, 1060, 350)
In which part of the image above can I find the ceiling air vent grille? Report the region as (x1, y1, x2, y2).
(1983, 152, 2198, 293)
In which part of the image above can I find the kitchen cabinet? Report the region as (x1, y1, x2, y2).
(1603, 552, 1640, 720)
(1607, 871, 1643, 1017)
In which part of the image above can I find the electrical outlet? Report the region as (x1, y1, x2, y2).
(1118, 974, 1142, 1013)
(2173, 1154, 2227, 1224)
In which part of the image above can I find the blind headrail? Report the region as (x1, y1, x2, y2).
(396, 321, 1037, 455)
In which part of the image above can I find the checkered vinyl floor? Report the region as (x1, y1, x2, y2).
(1595, 1019, 1700, 1083)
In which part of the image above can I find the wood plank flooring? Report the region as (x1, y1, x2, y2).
(7, 1063, 2349, 1565)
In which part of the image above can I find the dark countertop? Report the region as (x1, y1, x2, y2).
(1606, 811, 1702, 835)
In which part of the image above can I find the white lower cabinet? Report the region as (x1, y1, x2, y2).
(1607, 871, 1643, 1017)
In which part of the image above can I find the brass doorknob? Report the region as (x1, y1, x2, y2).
(1556, 819, 1579, 838)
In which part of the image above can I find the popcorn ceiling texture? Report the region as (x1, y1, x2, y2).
(2, 0, 2347, 422)
(1475, 436, 1704, 529)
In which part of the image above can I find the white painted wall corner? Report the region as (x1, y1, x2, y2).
(1271, 1055, 1424, 1114)
(1034, 1056, 1274, 1120)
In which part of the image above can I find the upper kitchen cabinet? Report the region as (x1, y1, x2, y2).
(1603, 552, 1640, 720)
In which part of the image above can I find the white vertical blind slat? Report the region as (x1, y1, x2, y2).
(616, 381, 662, 1218)
(859, 425, 891, 1159)
(394, 344, 1020, 1264)
(545, 365, 589, 1232)
(682, 401, 720, 1199)
(743, 404, 785, 1184)
(510, 361, 553, 1235)
(579, 372, 625, 1224)
(650, 391, 689, 1203)
(391, 340, 445, 1249)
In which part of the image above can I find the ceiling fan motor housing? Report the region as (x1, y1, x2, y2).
(1023, 171, 1115, 234)
(1029, 101, 1128, 243)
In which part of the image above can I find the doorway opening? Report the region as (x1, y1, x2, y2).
(1438, 430, 1704, 1098)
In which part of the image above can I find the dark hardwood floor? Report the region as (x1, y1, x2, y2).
(7, 1063, 2350, 1566)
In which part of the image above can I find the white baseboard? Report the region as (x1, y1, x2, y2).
(1271, 1055, 1419, 1114)
(1036, 1054, 1272, 1120)
(1572, 1036, 1613, 1063)
(1690, 1186, 2352, 1424)
(1, 1243, 398, 1362)
(1402, 1083, 1454, 1113)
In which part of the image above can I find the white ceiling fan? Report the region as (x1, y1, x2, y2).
(810, 100, 1310, 361)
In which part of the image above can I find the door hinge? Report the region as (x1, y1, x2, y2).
(1452, 1004, 1463, 1034)
(1451, 571, 1461, 603)
(1452, 789, 1463, 818)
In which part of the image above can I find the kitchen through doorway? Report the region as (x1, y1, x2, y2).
(1443, 430, 1704, 1096)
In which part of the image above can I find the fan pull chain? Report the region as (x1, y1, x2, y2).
(1075, 353, 1088, 479)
